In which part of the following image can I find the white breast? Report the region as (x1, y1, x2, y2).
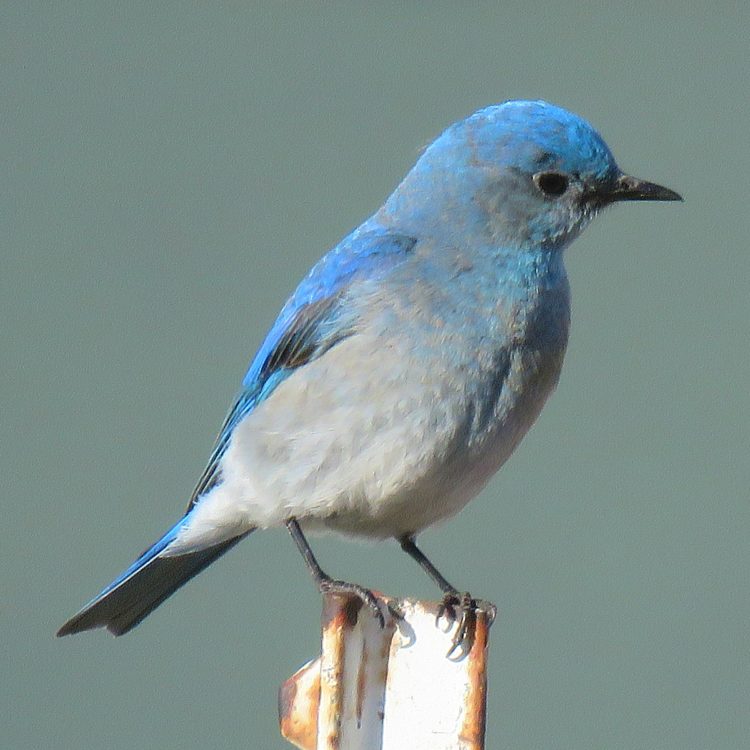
(168, 309, 566, 555)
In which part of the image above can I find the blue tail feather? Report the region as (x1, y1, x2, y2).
(57, 519, 252, 637)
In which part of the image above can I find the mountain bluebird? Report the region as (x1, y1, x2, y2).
(58, 100, 680, 640)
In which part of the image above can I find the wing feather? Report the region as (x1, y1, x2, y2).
(186, 229, 416, 511)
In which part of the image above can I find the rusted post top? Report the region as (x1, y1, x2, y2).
(279, 594, 491, 750)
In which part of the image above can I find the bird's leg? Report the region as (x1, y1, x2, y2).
(286, 518, 388, 627)
(399, 534, 460, 593)
(398, 534, 468, 625)
(399, 534, 496, 655)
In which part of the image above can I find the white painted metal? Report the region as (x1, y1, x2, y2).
(279, 594, 490, 750)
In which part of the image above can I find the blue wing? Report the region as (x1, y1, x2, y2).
(187, 227, 416, 509)
(56, 227, 416, 636)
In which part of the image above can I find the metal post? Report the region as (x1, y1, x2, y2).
(279, 594, 491, 750)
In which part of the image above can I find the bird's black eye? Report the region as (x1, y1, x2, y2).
(534, 171, 569, 197)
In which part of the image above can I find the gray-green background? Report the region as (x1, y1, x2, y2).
(3, 3, 748, 748)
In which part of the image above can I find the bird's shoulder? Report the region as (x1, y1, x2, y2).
(242, 225, 417, 389)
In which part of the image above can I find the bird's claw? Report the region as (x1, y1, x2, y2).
(319, 578, 389, 628)
(437, 591, 496, 657)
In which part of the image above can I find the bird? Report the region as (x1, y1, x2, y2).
(58, 100, 681, 640)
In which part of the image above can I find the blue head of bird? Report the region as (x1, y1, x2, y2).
(380, 100, 681, 251)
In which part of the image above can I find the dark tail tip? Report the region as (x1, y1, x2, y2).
(57, 531, 252, 637)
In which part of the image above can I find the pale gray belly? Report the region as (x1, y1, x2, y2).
(314, 335, 568, 539)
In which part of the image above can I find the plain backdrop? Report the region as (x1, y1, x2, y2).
(3, 3, 748, 749)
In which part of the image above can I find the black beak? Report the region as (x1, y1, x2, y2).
(606, 173, 682, 203)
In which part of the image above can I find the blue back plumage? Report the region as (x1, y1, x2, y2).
(242, 227, 416, 389)
(187, 228, 416, 508)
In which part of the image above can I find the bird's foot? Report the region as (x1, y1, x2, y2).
(319, 578, 389, 628)
(437, 591, 497, 657)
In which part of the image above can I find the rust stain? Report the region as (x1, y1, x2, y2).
(459, 609, 489, 749)
(321, 593, 346, 630)
(319, 594, 350, 749)
(278, 674, 297, 728)
(282, 595, 490, 749)
(278, 659, 321, 750)
(355, 636, 368, 727)
(343, 596, 362, 628)
(321, 592, 365, 631)
(306, 675, 321, 707)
